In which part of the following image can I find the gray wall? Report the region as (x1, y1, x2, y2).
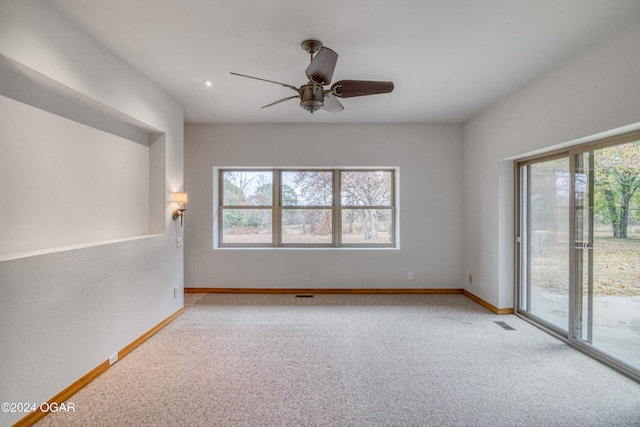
(463, 18, 640, 308)
(184, 123, 463, 289)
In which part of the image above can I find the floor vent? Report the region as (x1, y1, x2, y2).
(493, 320, 516, 331)
(295, 295, 314, 298)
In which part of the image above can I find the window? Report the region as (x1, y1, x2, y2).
(340, 170, 394, 245)
(220, 170, 273, 245)
(219, 169, 396, 247)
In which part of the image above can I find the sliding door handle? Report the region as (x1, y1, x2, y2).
(574, 242, 593, 250)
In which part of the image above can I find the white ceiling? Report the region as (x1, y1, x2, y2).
(46, 0, 640, 124)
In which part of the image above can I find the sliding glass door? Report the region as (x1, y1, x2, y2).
(517, 132, 640, 379)
(573, 142, 640, 370)
(519, 157, 570, 333)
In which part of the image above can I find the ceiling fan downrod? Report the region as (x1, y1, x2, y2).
(301, 39, 323, 63)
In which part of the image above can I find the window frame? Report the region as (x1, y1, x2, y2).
(218, 169, 275, 247)
(337, 169, 396, 247)
(217, 168, 397, 248)
(279, 169, 334, 248)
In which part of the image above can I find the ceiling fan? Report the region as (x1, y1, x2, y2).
(231, 40, 394, 114)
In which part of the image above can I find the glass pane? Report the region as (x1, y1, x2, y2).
(281, 171, 332, 206)
(575, 151, 594, 343)
(341, 171, 392, 206)
(341, 208, 393, 244)
(522, 158, 570, 331)
(222, 171, 272, 206)
(221, 209, 272, 244)
(585, 141, 640, 368)
(281, 209, 332, 244)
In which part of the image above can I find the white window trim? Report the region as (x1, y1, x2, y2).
(213, 167, 399, 249)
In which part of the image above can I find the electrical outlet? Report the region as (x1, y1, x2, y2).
(304, 273, 310, 281)
(408, 272, 413, 280)
(176, 237, 183, 248)
(174, 286, 179, 298)
(109, 353, 118, 366)
(469, 275, 473, 284)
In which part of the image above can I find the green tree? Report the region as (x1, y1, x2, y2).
(594, 141, 640, 238)
(223, 177, 245, 206)
(222, 179, 244, 228)
(253, 183, 273, 206)
(223, 171, 273, 229)
(281, 184, 300, 227)
(282, 184, 298, 206)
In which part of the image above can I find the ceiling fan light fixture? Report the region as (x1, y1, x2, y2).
(299, 82, 325, 114)
(301, 100, 323, 114)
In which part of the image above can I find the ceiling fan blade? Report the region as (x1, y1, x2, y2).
(230, 72, 299, 92)
(331, 80, 394, 98)
(261, 95, 300, 109)
(305, 47, 338, 85)
(322, 93, 344, 113)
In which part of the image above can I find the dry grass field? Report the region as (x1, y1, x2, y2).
(223, 223, 392, 245)
(531, 225, 640, 296)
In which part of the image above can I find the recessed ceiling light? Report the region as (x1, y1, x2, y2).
(203, 79, 215, 87)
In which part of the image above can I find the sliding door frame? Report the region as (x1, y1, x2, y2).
(515, 150, 570, 338)
(515, 129, 640, 382)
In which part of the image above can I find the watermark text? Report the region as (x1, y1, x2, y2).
(1, 401, 75, 413)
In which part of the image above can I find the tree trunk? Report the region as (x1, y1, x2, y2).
(604, 188, 622, 237)
(358, 210, 370, 240)
(323, 211, 332, 234)
(619, 192, 631, 238)
(347, 211, 354, 234)
(367, 209, 378, 240)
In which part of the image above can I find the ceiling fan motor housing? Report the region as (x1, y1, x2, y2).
(299, 82, 325, 113)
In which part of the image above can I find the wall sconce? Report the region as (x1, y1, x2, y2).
(172, 192, 188, 226)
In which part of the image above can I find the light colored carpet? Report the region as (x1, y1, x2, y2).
(36, 294, 640, 426)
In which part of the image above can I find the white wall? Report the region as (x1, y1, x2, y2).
(0, 95, 151, 256)
(184, 123, 463, 290)
(0, 1, 184, 425)
(463, 19, 640, 309)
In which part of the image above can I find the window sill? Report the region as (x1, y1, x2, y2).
(214, 246, 399, 251)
